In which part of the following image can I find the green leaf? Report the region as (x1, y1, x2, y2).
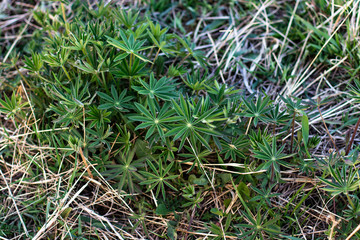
(210, 208, 223, 217)
(302, 114, 311, 157)
(301, 114, 309, 146)
(135, 140, 151, 158)
(60, 207, 72, 220)
(237, 182, 250, 199)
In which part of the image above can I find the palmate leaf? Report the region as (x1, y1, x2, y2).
(72, 60, 97, 74)
(168, 64, 187, 77)
(318, 165, 360, 196)
(280, 95, 307, 115)
(113, 9, 139, 29)
(207, 81, 240, 105)
(165, 95, 221, 151)
(220, 136, 248, 160)
(106, 30, 152, 63)
(249, 129, 272, 150)
(264, 103, 290, 125)
(348, 78, 360, 103)
(250, 184, 280, 207)
(236, 210, 282, 240)
(147, 20, 167, 42)
(0, 92, 28, 119)
(132, 73, 178, 100)
(23, 53, 43, 73)
(86, 126, 113, 149)
(241, 95, 271, 126)
(86, 105, 111, 129)
(178, 145, 212, 164)
(147, 28, 178, 57)
(169, 34, 207, 68)
(49, 103, 83, 127)
(47, 78, 92, 109)
(113, 57, 148, 79)
(191, 96, 227, 125)
(129, 99, 182, 142)
(97, 85, 134, 112)
(183, 70, 208, 92)
(64, 31, 90, 51)
(102, 146, 145, 194)
(139, 158, 178, 200)
(42, 48, 71, 67)
(253, 137, 293, 181)
(46, 79, 94, 127)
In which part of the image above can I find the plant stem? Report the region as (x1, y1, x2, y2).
(36, 73, 53, 84)
(151, 48, 161, 69)
(61, 65, 72, 81)
(346, 192, 355, 209)
(345, 117, 360, 155)
(177, 52, 191, 67)
(270, 164, 275, 183)
(148, 45, 154, 58)
(184, 206, 197, 240)
(79, 148, 93, 179)
(272, 123, 276, 136)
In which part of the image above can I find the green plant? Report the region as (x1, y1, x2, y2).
(102, 146, 145, 194)
(140, 158, 178, 199)
(318, 164, 360, 208)
(86, 106, 111, 129)
(182, 70, 208, 94)
(165, 95, 221, 151)
(346, 79, 360, 155)
(250, 183, 280, 207)
(265, 103, 290, 134)
(97, 86, 134, 112)
(130, 99, 181, 143)
(281, 96, 307, 153)
(0, 92, 28, 121)
(107, 30, 152, 63)
(220, 136, 248, 161)
(132, 73, 177, 100)
(253, 137, 292, 182)
(242, 95, 271, 127)
(181, 184, 204, 209)
(344, 197, 360, 220)
(236, 210, 282, 240)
